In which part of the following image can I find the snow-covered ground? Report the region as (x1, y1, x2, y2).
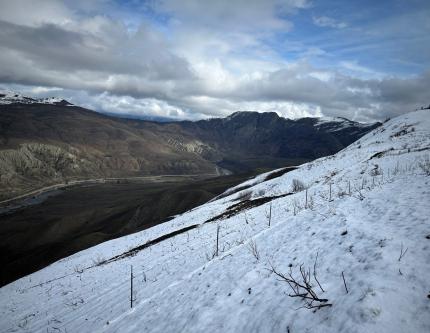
(1, 110, 429, 333)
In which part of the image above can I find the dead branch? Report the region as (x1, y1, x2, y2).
(398, 243, 408, 262)
(247, 238, 260, 261)
(313, 252, 324, 292)
(268, 263, 332, 310)
(354, 189, 365, 201)
(341, 271, 348, 294)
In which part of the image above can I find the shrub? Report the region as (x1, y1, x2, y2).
(370, 164, 382, 176)
(268, 260, 331, 310)
(247, 239, 260, 261)
(291, 179, 305, 193)
(91, 255, 106, 266)
(419, 156, 430, 176)
(256, 189, 266, 197)
(237, 189, 252, 201)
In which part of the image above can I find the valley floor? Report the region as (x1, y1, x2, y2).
(0, 172, 254, 286)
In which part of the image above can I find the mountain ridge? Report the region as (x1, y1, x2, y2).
(0, 92, 380, 200)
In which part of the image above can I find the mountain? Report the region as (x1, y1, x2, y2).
(177, 111, 379, 172)
(0, 90, 73, 106)
(0, 92, 379, 200)
(0, 102, 216, 201)
(0, 109, 428, 332)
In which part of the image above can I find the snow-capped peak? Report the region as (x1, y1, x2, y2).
(314, 116, 373, 131)
(0, 90, 73, 106)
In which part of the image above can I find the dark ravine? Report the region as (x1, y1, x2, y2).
(0, 172, 258, 286)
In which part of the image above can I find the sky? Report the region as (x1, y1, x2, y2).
(0, 0, 429, 122)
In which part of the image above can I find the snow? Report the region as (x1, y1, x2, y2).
(0, 90, 72, 106)
(314, 116, 372, 131)
(0, 110, 429, 333)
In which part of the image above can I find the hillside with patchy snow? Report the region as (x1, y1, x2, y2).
(1, 110, 429, 333)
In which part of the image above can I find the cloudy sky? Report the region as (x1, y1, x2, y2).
(0, 0, 429, 121)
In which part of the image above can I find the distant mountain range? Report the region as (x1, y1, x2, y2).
(0, 92, 380, 200)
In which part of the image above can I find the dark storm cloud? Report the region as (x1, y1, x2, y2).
(0, 19, 193, 84)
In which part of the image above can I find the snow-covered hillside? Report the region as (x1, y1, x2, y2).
(0, 90, 72, 106)
(1, 110, 429, 333)
(315, 116, 371, 132)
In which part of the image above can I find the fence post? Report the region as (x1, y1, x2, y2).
(216, 225, 220, 256)
(268, 202, 272, 227)
(305, 189, 308, 208)
(130, 265, 134, 308)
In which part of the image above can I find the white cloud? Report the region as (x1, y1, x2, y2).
(154, 0, 310, 33)
(0, 0, 428, 123)
(312, 16, 348, 29)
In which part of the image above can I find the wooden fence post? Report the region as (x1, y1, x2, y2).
(130, 265, 134, 308)
(268, 202, 272, 226)
(216, 225, 220, 256)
